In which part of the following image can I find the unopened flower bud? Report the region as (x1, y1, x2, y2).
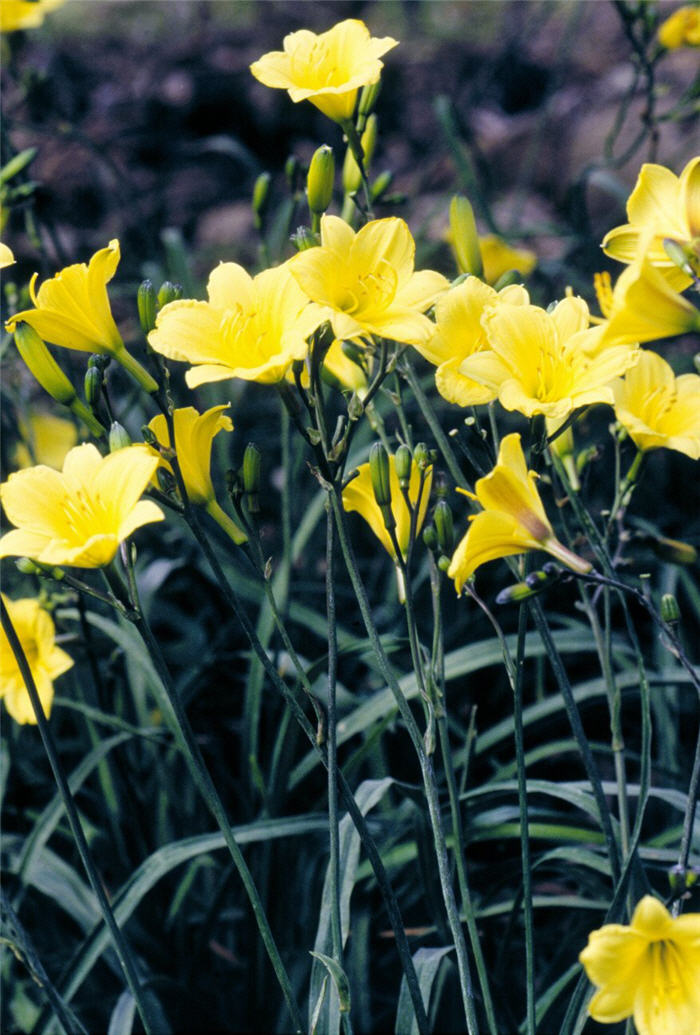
(347, 393, 364, 421)
(646, 534, 698, 566)
(422, 525, 437, 551)
(15, 557, 42, 575)
(660, 593, 681, 625)
(285, 154, 300, 190)
(109, 421, 131, 452)
(343, 115, 377, 195)
(157, 281, 182, 309)
(434, 499, 454, 556)
(413, 442, 431, 471)
(307, 145, 335, 216)
(358, 82, 381, 126)
(252, 171, 272, 230)
(371, 169, 393, 203)
(14, 322, 75, 407)
(437, 554, 452, 573)
(449, 195, 483, 278)
(84, 366, 103, 407)
(395, 444, 412, 489)
(495, 580, 540, 605)
(369, 442, 392, 509)
(663, 237, 696, 278)
(243, 442, 261, 513)
(137, 279, 157, 334)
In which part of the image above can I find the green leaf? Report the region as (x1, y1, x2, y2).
(395, 946, 453, 1035)
(309, 952, 351, 1014)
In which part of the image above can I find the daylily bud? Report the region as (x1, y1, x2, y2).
(15, 557, 42, 575)
(369, 442, 392, 509)
(347, 393, 364, 421)
(137, 279, 158, 334)
(243, 442, 261, 513)
(434, 499, 454, 556)
(252, 171, 272, 230)
(15, 322, 76, 406)
(157, 281, 182, 309)
(371, 169, 393, 203)
(423, 525, 437, 551)
(109, 421, 131, 452)
(84, 366, 102, 407)
(395, 444, 413, 489)
(342, 115, 377, 195)
(641, 533, 698, 566)
(285, 155, 300, 191)
(307, 145, 335, 216)
(358, 82, 381, 127)
(663, 237, 695, 278)
(14, 322, 104, 436)
(660, 593, 681, 625)
(437, 555, 452, 573)
(495, 580, 540, 605)
(413, 442, 431, 471)
(449, 195, 483, 278)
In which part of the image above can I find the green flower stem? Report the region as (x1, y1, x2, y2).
(606, 448, 645, 539)
(0, 596, 160, 1035)
(329, 489, 479, 1035)
(102, 564, 306, 1035)
(400, 355, 469, 489)
(528, 599, 621, 884)
(185, 507, 430, 1035)
(340, 120, 373, 218)
(676, 721, 700, 913)
(113, 344, 158, 394)
(429, 560, 498, 1035)
(326, 510, 353, 1035)
(513, 601, 536, 1035)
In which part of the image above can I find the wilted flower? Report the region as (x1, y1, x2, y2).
(612, 349, 700, 459)
(579, 896, 700, 1035)
(250, 20, 397, 123)
(413, 277, 529, 407)
(0, 595, 73, 724)
(5, 240, 157, 392)
(602, 157, 700, 289)
(460, 296, 638, 422)
(148, 261, 319, 387)
(658, 5, 700, 49)
(289, 215, 448, 346)
(448, 433, 591, 590)
(0, 0, 65, 32)
(0, 443, 163, 568)
(147, 406, 247, 544)
(14, 412, 78, 470)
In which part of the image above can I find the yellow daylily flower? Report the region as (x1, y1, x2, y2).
(4, 240, 157, 392)
(579, 896, 700, 1035)
(612, 349, 700, 459)
(14, 412, 78, 469)
(342, 453, 432, 561)
(289, 215, 449, 347)
(478, 235, 537, 285)
(448, 433, 591, 591)
(602, 157, 700, 289)
(658, 5, 700, 48)
(147, 406, 247, 544)
(0, 595, 73, 724)
(0, 0, 65, 32)
(250, 20, 397, 124)
(460, 296, 638, 422)
(0, 242, 15, 268)
(148, 261, 319, 387)
(596, 244, 700, 348)
(413, 277, 529, 407)
(0, 443, 163, 568)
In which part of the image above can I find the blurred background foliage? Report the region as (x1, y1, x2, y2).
(1, 2, 699, 1033)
